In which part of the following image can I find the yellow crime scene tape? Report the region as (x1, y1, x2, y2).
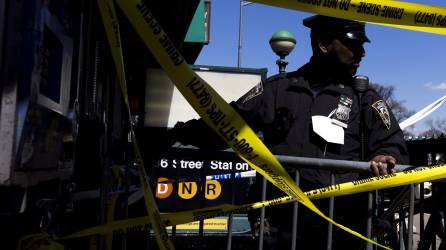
(96, 0, 174, 249)
(17, 233, 64, 250)
(113, 0, 391, 248)
(104, 165, 123, 250)
(59, 164, 446, 241)
(249, 0, 446, 35)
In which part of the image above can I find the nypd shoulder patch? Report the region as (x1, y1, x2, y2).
(371, 100, 391, 130)
(239, 82, 264, 103)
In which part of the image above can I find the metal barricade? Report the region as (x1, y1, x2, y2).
(181, 153, 446, 250)
(220, 154, 444, 250)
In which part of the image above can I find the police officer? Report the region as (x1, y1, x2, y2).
(168, 15, 409, 249)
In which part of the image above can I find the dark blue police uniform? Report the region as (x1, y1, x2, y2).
(237, 62, 409, 249)
(236, 63, 409, 188)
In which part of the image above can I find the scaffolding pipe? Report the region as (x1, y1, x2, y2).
(291, 171, 300, 250)
(258, 177, 267, 250)
(408, 184, 415, 249)
(326, 173, 335, 250)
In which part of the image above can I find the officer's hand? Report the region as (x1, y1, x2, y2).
(165, 122, 186, 147)
(369, 155, 397, 176)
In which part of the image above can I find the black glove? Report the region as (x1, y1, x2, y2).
(166, 119, 227, 149)
(165, 121, 187, 146)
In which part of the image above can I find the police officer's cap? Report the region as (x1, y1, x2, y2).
(303, 15, 370, 43)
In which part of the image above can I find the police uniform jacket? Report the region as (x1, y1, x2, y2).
(234, 63, 409, 189)
(173, 63, 409, 190)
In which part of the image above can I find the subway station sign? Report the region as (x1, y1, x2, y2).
(153, 148, 253, 211)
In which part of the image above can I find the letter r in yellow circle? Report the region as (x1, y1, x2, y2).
(205, 180, 221, 200)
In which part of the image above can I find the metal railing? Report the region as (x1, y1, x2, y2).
(245, 155, 413, 250)
(216, 154, 445, 250)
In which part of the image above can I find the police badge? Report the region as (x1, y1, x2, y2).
(372, 100, 391, 130)
(331, 95, 353, 128)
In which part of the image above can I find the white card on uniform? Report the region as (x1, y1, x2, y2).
(312, 115, 344, 145)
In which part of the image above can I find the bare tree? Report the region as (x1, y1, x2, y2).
(418, 118, 446, 138)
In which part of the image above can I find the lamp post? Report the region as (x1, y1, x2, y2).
(237, 1, 253, 68)
(269, 30, 296, 73)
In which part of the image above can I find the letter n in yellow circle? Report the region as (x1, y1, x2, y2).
(205, 180, 221, 200)
(178, 182, 198, 199)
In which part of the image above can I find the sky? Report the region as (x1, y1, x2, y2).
(194, 0, 446, 135)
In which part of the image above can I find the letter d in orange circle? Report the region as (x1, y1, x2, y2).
(155, 177, 173, 199)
